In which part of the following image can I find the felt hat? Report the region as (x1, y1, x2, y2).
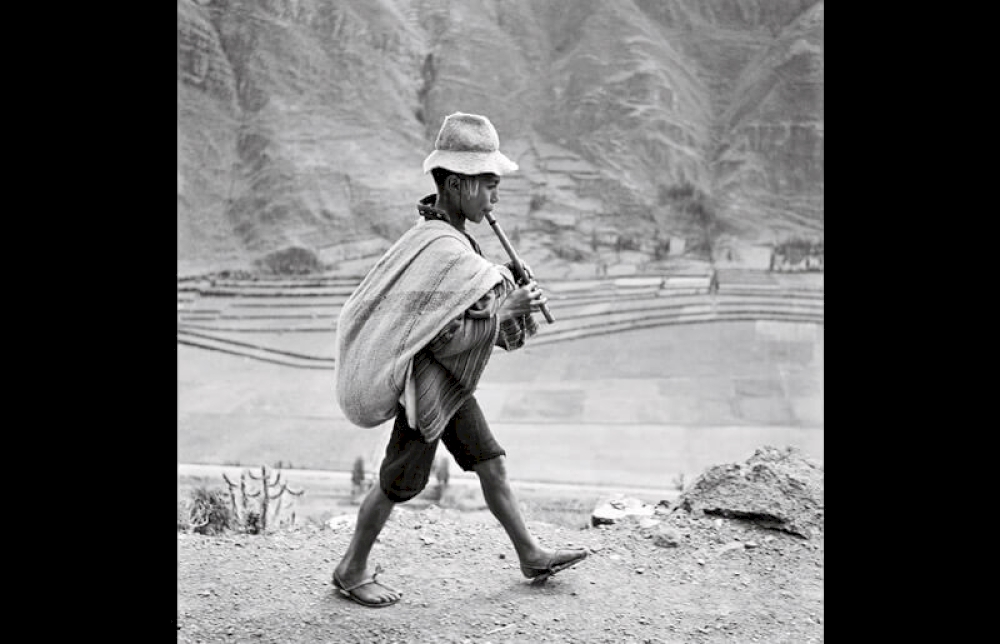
(422, 112, 519, 176)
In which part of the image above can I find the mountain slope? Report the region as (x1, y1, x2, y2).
(177, 0, 823, 274)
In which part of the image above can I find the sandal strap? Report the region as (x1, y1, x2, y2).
(340, 572, 399, 594)
(522, 548, 587, 573)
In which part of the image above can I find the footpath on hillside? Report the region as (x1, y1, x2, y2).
(177, 446, 824, 643)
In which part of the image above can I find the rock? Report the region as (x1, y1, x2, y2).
(638, 518, 661, 530)
(652, 525, 683, 548)
(325, 514, 356, 530)
(677, 446, 824, 538)
(591, 495, 657, 526)
(719, 541, 745, 556)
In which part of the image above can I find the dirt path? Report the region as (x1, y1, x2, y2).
(177, 503, 823, 643)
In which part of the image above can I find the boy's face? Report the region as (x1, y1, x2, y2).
(461, 173, 500, 223)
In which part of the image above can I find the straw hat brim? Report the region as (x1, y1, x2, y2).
(422, 149, 519, 176)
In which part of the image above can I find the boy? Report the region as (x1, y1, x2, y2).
(333, 112, 588, 607)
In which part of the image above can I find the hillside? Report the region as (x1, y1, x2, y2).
(177, 0, 823, 276)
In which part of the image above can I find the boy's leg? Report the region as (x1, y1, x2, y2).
(475, 455, 587, 576)
(333, 485, 399, 605)
(334, 404, 440, 605)
(473, 455, 542, 560)
(442, 397, 587, 577)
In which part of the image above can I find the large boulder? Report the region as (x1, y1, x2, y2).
(678, 446, 824, 538)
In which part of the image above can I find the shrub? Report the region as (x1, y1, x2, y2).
(187, 486, 234, 535)
(435, 456, 450, 488)
(256, 246, 322, 275)
(222, 466, 305, 534)
(352, 457, 365, 489)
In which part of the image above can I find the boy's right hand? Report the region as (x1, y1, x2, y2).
(498, 280, 547, 323)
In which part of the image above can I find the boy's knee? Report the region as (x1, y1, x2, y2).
(380, 470, 433, 503)
(474, 454, 508, 483)
(380, 481, 425, 503)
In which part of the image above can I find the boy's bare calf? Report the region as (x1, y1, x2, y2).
(475, 456, 588, 578)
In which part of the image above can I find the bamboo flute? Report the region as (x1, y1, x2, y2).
(484, 211, 555, 324)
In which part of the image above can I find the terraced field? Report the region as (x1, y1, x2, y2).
(178, 268, 823, 485)
(177, 269, 823, 370)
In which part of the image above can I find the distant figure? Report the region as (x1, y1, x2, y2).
(332, 112, 586, 608)
(709, 269, 720, 294)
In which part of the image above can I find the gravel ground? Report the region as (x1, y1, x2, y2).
(177, 501, 823, 643)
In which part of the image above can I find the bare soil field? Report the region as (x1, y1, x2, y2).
(179, 320, 823, 487)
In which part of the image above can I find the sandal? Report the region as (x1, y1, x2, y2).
(332, 569, 402, 607)
(520, 548, 589, 583)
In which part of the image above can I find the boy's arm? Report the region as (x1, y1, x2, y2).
(495, 312, 537, 351)
(425, 283, 504, 359)
(425, 277, 539, 358)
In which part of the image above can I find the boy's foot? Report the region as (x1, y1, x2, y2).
(332, 565, 402, 607)
(520, 547, 589, 582)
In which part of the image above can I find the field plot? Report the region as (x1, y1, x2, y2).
(179, 270, 822, 488)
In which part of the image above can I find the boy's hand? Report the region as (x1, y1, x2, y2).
(498, 280, 547, 323)
(506, 260, 535, 284)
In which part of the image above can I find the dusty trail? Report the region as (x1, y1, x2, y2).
(177, 503, 823, 643)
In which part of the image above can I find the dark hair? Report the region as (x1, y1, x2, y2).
(430, 167, 467, 189)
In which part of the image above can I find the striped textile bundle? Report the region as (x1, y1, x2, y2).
(335, 219, 507, 440)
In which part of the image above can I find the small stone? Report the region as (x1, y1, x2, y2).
(696, 558, 705, 565)
(745, 541, 759, 549)
(499, 553, 505, 559)
(653, 525, 682, 548)
(635, 568, 644, 574)
(719, 541, 745, 555)
(714, 519, 723, 528)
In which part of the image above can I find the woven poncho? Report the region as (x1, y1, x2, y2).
(335, 218, 506, 440)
